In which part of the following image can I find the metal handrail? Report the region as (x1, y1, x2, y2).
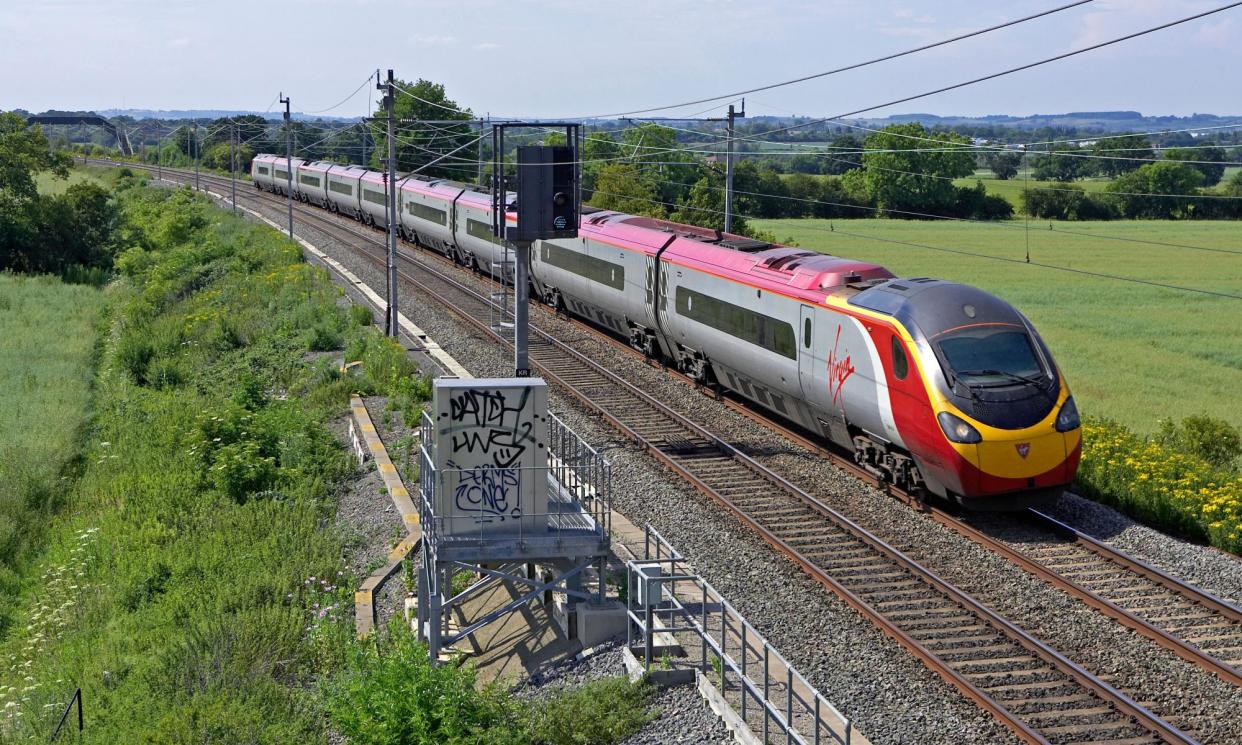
(627, 525, 852, 745)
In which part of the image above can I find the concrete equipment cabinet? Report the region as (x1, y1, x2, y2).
(416, 377, 612, 662)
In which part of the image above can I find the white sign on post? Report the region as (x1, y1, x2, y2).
(431, 377, 549, 537)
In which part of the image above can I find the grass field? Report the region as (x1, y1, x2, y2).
(750, 218, 1242, 433)
(0, 274, 105, 614)
(35, 167, 108, 195)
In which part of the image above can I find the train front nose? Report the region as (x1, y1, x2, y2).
(975, 426, 1079, 496)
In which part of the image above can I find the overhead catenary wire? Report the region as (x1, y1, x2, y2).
(671, 3, 1242, 145)
(561, 1, 1097, 120)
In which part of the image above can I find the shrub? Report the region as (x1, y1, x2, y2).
(526, 676, 656, 745)
(1020, 185, 1119, 220)
(1077, 417, 1241, 553)
(116, 331, 155, 383)
(210, 440, 278, 502)
(1156, 414, 1241, 471)
(327, 621, 527, 745)
(147, 356, 186, 389)
(308, 322, 343, 351)
(348, 303, 374, 327)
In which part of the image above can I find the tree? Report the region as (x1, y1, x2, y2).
(0, 112, 70, 200)
(1107, 161, 1203, 219)
(581, 131, 623, 196)
(823, 134, 863, 175)
(620, 123, 698, 208)
(1163, 146, 1226, 187)
(1031, 149, 1091, 182)
(861, 123, 974, 214)
(982, 150, 1022, 180)
(589, 164, 664, 217)
(372, 78, 475, 180)
(1092, 133, 1152, 177)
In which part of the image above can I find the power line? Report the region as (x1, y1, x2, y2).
(692, 3, 1242, 143)
(303, 72, 377, 115)
(565, 1, 1096, 120)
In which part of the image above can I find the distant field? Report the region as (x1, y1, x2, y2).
(954, 171, 1111, 209)
(750, 217, 1242, 433)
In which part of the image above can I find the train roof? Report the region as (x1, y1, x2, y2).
(584, 212, 894, 298)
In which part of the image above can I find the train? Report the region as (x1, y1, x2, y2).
(251, 153, 1081, 509)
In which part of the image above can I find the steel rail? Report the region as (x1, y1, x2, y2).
(135, 162, 1214, 742)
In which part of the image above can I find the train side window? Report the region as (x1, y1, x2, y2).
(891, 336, 909, 380)
(803, 318, 812, 349)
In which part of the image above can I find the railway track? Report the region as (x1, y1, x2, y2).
(139, 164, 1222, 743)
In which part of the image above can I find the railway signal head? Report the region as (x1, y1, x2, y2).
(510, 145, 578, 242)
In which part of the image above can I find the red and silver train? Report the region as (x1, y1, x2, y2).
(252, 153, 1081, 509)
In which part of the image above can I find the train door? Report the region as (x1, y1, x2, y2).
(797, 305, 816, 402)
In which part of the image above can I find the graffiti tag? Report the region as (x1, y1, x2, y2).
(447, 460, 521, 522)
(444, 388, 533, 468)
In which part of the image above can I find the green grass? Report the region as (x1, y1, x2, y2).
(0, 274, 105, 622)
(35, 167, 109, 196)
(751, 218, 1242, 433)
(954, 170, 1111, 209)
(0, 185, 359, 741)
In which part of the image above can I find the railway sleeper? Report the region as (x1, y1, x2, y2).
(950, 656, 1047, 674)
(906, 621, 993, 637)
(933, 643, 1024, 658)
(982, 678, 1082, 697)
(920, 633, 1009, 649)
(963, 668, 1061, 686)
(1037, 719, 1146, 738)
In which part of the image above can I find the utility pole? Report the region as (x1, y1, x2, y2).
(281, 93, 293, 241)
(381, 69, 399, 337)
(157, 130, 163, 181)
(477, 115, 486, 187)
(724, 100, 745, 233)
(230, 120, 238, 216)
(193, 121, 200, 191)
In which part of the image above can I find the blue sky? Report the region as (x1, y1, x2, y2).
(1, 0, 1238, 118)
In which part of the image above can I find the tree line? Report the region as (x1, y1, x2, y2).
(0, 113, 124, 282)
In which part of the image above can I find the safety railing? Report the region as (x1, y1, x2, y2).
(627, 525, 852, 745)
(418, 409, 611, 551)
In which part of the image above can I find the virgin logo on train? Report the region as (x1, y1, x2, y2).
(1015, 443, 1031, 459)
(827, 325, 855, 406)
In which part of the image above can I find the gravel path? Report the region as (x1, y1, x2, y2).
(238, 191, 1242, 744)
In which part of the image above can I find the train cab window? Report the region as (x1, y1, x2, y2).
(803, 318, 812, 349)
(891, 336, 909, 380)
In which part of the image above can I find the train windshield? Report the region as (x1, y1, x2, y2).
(935, 325, 1048, 388)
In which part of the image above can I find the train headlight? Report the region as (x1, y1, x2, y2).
(1055, 396, 1080, 432)
(937, 412, 982, 444)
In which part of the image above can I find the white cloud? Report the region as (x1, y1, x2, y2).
(473, 41, 502, 51)
(412, 34, 458, 46)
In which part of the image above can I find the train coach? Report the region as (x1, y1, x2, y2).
(250, 153, 1081, 508)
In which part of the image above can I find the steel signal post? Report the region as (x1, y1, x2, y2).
(490, 123, 582, 377)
